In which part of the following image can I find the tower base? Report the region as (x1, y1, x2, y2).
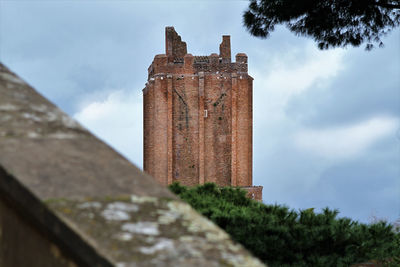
(241, 186, 263, 201)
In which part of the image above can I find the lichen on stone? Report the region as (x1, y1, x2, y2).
(0, 103, 18, 111)
(0, 72, 87, 139)
(156, 208, 181, 225)
(130, 194, 158, 204)
(44, 195, 265, 267)
(77, 201, 102, 209)
(122, 222, 159, 236)
(102, 209, 130, 221)
(139, 238, 174, 254)
(0, 72, 26, 85)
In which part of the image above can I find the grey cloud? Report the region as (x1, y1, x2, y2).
(312, 140, 400, 222)
(285, 30, 400, 127)
(255, 134, 400, 223)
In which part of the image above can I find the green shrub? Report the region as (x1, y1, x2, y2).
(169, 182, 400, 267)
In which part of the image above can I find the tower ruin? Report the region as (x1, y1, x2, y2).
(143, 27, 262, 200)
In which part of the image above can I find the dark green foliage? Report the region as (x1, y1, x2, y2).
(243, 0, 400, 50)
(169, 182, 400, 266)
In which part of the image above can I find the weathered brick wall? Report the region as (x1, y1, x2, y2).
(203, 72, 232, 186)
(172, 74, 200, 186)
(143, 27, 262, 200)
(236, 75, 252, 187)
(143, 75, 154, 176)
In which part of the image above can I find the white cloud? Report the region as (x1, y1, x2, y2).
(253, 44, 346, 123)
(265, 47, 344, 93)
(73, 89, 143, 168)
(253, 44, 347, 167)
(293, 116, 399, 160)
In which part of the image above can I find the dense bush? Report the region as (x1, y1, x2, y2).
(169, 182, 400, 267)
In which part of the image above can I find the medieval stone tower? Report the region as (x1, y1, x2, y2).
(143, 27, 262, 200)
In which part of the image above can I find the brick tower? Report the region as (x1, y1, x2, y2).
(143, 27, 262, 200)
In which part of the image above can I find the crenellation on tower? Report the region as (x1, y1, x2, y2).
(219, 35, 231, 63)
(166, 26, 187, 62)
(143, 26, 262, 201)
(235, 53, 248, 64)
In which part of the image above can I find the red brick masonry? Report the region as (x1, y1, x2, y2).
(143, 27, 262, 201)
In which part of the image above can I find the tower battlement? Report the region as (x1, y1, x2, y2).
(143, 27, 262, 201)
(147, 27, 248, 81)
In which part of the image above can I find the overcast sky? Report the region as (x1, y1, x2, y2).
(1, 1, 399, 223)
